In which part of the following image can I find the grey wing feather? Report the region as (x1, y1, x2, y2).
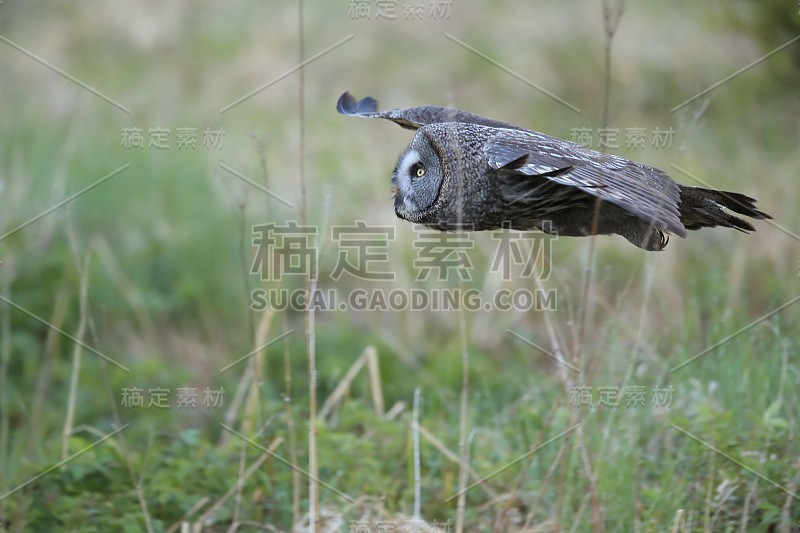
(337, 91, 419, 129)
(336, 91, 379, 115)
(337, 91, 522, 131)
(486, 130, 687, 236)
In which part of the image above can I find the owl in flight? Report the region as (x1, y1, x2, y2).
(337, 91, 770, 251)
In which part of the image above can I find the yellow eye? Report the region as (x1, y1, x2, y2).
(415, 165, 425, 177)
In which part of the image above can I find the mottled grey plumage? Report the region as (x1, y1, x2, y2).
(337, 91, 771, 250)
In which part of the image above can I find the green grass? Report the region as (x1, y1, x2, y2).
(1, 1, 799, 531)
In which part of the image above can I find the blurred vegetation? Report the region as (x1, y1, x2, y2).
(0, 0, 799, 531)
(726, 0, 800, 80)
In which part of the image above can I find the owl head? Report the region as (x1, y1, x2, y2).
(392, 128, 448, 224)
(391, 124, 495, 231)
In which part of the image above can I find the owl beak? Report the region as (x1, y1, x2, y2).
(392, 184, 399, 198)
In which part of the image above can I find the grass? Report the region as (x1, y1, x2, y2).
(1, 0, 799, 531)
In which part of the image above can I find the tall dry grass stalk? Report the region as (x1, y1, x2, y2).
(297, 0, 320, 527)
(669, 509, 686, 533)
(64, 222, 156, 530)
(601, 0, 624, 132)
(238, 189, 256, 345)
(531, 250, 600, 530)
(220, 364, 253, 447)
(232, 308, 275, 526)
(443, 120, 471, 532)
(318, 346, 383, 420)
(566, 3, 626, 529)
(61, 246, 92, 460)
(283, 313, 301, 528)
(579, 0, 625, 360)
(27, 282, 69, 445)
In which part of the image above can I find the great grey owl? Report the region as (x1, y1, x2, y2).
(337, 91, 771, 251)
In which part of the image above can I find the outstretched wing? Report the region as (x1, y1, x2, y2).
(337, 91, 521, 131)
(485, 129, 687, 236)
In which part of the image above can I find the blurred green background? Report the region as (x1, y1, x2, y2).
(0, 0, 799, 531)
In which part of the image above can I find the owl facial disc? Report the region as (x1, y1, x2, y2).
(393, 149, 422, 217)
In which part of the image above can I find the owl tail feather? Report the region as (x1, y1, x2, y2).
(677, 186, 772, 233)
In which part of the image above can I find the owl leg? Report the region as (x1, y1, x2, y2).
(538, 204, 670, 251)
